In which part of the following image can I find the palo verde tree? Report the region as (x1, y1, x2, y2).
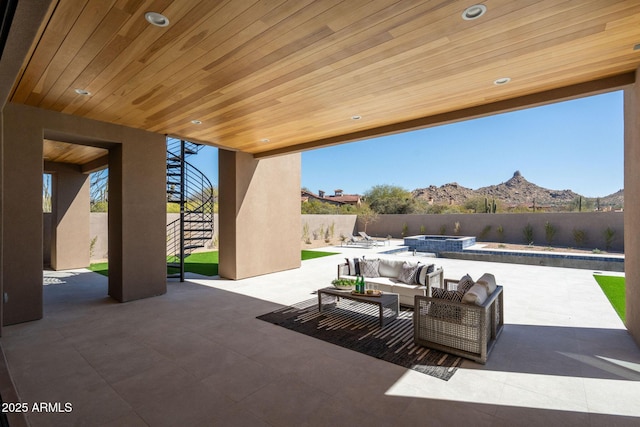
(364, 184, 414, 214)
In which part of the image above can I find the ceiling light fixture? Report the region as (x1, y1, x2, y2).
(634, 43, 640, 51)
(74, 88, 91, 95)
(191, 120, 202, 125)
(145, 12, 169, 27)
(260, 138, 270, 143)
(351, 115, 362, 120)
(462, 4, 487, 20)
(493, 77, 511, 85)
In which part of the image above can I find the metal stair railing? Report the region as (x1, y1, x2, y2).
(166, 138, 214, 281)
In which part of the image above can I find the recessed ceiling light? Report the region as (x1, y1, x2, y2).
(74, 88, 91, 95)
(462, 4, 487, 20)
(145, 12, 169, 27)
(493, 77, 511, 85)
(634, 43, 640, 51)
(351, 115, 362, 120)
(260, 138, 270, 143)
(191, 120, 202, 125)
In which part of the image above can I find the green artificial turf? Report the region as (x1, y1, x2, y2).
(90, 250, 337, 278)
(88, 262, 108, 276)
(301, 250, 339, 260)
(593, 274, 625, 322)
(168, 250, 219, 277)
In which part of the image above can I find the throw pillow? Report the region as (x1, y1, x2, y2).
(456, 274, 475, 294)
(398, 262, 420, 284)
(462, 283, 489, 306)
(360, 259, 380, 278)
(345, 257, 362, 276)
(432, 287, 465, 302)
(476, 273, 497, 293)
(415, 264, 436, 285)
(414, 265, 425, 285)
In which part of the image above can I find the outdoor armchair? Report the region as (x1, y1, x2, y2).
(413, 278, 504, 364)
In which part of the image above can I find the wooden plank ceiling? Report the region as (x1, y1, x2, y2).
(43, 139, 107, 165)
(11, 0, 640, 156)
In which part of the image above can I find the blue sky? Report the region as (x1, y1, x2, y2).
(190, 90, 623, 198)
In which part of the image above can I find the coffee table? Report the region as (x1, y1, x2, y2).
(317, 287, 399, 327)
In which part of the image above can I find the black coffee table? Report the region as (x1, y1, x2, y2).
(317, 287, 399, 327)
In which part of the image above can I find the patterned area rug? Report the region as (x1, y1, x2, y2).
(257, 297, 462, 381)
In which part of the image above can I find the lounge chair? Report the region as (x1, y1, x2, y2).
(344, 235, 373, 247)
(358, 231, 387, 246)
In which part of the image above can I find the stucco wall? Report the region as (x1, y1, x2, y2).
(219, 151, 301, 279)
(2, 103, 166, 325)
(87, 213, 220, 262)
(625, 71, 640, 345)
(300, 215, 358, 244)
(47, 162, 90, 270)
(360, 212, 624, 252)
(57, 211, 625, 263)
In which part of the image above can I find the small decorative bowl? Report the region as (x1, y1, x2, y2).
(331, 280, 356, 290)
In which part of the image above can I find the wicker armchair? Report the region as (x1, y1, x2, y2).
(413, 278, 504, 364)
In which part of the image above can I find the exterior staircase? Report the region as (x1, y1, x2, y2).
(166, 138, 215, 280)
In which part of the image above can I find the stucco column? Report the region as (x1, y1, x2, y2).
(218, 150, 301, 279)
(625, 70, 640, 346)
(47, 163, 90, 270)
(0, 105, 44, 325)
(108, 137, 167, 302)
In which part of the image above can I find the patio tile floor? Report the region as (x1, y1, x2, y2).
(1, 242, 639, 426)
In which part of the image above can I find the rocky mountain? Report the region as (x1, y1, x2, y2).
(412, 171, 623, 209)
(599, 189, 624, 209)
(412, 182, 475, 205)
(474, 171, 579, 207)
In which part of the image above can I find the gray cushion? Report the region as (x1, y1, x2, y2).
(378, 259, 407, 277)
(360, 259, 380, 278)
(398, 262, 420, 284)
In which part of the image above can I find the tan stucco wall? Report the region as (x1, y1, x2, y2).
(625, 72, 640, 345)
(107, 136, 166, 302)
(0, 0, 57, 332)
(1, 104, 45, 325)
(1, 103, 166, 325)
(89, 213, 109, 260)
(362, 212, 624, 251)
(219, 150, 301, 279)
(45, 162, 90, 270)
(90, 213, 219, 262)
(300, 214, 358, 245)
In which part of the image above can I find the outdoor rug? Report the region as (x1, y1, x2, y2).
(257, 297, 462, 381)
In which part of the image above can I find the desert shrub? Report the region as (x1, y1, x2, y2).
(302, 223, 311, 244)
(522, 223, 534, 245)
(479, 225, 492, 240)
(603, 227, 616, 250)
(89, 236, 98, 259)
(572, 228, 587, 248)
(453, 221, 461, 235)
(544, 222, 556, 245)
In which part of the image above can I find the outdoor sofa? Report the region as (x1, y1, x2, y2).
(413, 273, 504, 364)
(337, 257, 444, 306)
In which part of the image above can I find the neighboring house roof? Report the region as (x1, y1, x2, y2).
(301, 190, 362, 206)
(325, 195, 361, 204)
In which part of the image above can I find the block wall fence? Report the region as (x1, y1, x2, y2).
(43, 211, 623, 264)
(360, 212, 624, 252)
